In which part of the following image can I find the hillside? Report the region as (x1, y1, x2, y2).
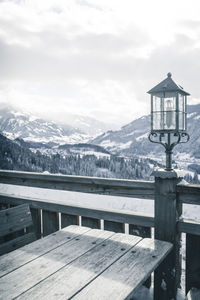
(91, 104, 200, 160)
(0, 133, 162, 180)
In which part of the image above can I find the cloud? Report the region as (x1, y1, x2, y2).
(0, 0, 200, 126)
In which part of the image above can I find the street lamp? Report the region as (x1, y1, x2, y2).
(147, 72, 190, 171)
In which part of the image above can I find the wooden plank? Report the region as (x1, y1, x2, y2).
(30, 208, 41, 239)
(187, 288, 200, 300)
(0, 204, 33, 237)
(129, 224, 152, 288)
(186, 234, 200, 294)
(154, 172, 182, 300)
(61, 213, 78, 228)
(0, 193, 154, 228)
(16, 233, 142, 300)
(0, 233, 36, 256)
(104, 220, 124, 233)
(82, 216, 100, 229)
(0, 170, 155, 199)
(177, 184, 200, 205)
(0, 225, 90, 278)
(42, 210, 59, 236)
(73, 238, 172, 300)
(178, 219, 200, 235)
(0, 227, 114, 299)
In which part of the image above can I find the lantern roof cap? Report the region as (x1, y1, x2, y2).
(147, 73, 190, 96)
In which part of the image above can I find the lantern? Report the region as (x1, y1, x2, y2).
(147, 73, 190, 171)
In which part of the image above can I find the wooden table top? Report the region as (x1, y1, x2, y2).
(0, 225, 172, 300)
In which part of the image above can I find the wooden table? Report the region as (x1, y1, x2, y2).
(0, 225, 172, 300)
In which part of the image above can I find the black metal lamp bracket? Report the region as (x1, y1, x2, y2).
(148, 132, 190, 171)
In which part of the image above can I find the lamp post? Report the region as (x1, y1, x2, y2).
(147, 72, 190, 171)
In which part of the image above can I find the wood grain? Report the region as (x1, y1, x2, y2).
(0, 225, 89, 278)
(16, 233, 142, 300)
(178, 184, 200, 205)
(0, 193, 154, 228)
(72, 238, 172, 300)
(0, 227, 114, 299)
(0, 204, 33, 237)
(0, 170, 154, 199)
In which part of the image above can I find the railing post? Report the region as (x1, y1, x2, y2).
(153, 169, 184, 300)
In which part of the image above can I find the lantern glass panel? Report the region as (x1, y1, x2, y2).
(153, 96, 162, 112)
(153, 112, 162, 130)
(163, 111, 176, 130)
(164, 96, 176, 112)
(179, 94, 185, 112)
(179, 112, 186, 131)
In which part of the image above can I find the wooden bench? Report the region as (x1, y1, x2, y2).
(0, 204, 36, 255)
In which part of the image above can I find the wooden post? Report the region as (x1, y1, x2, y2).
(186, 234, 200, 294)
(153, 169, 183, 300)
(42, 210, 59, 237)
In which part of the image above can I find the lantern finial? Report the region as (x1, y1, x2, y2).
(167, 72, 172, 78)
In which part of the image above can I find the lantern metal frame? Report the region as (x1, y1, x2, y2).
(148, 131, 189, 171)
(147, 73, 190, 171)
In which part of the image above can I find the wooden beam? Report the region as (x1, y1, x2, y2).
(178, 219, 200, 235)
(0, 194, 154, 228)
(177, 184, 200, 205)
(0, 170, 154, 199)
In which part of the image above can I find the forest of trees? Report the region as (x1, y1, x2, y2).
(0, 133, 199, 183)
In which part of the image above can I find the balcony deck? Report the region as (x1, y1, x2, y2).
(0, 170, 200, 300)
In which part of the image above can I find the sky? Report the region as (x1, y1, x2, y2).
(0, 0, 200, 128)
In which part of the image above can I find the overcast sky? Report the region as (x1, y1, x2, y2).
(0, 0, 200, 127)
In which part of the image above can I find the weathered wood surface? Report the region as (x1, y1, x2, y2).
(104, 220, 124, 233)
(177, 184, 200, 205)
(0, 170, 154, 199)
(42, 210, 59, 236)
(178, 218, 200, 235)
(186, 234, 200, 294)
(81, 216, 100, 229)
(0, 225, 89, 278)
(0, 204, 36, 256)
(154, 173, 182, 300)
(186, 288, 200, 300)
(30, 208, 41, 239)
(0, 204, 33, 237)
(61, 213, 78, 228)
(129, 224, 152, 288)
(73, 238, 172, 300)
(0, 232, 36, 256)
(17, 232, 142, 300)
(0, 225, 172, 300)
(0, 227, 114, 299)
(0, 193, 154, 228)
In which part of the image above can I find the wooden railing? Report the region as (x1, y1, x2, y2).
(0, 169, 200, 299)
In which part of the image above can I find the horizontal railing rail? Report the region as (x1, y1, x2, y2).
(0, 193, 154, 228)
(1, 193, 200, 236)
(177, 184, 200, 205)
(0, 170, 154, 199)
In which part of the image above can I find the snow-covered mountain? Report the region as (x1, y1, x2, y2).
(0, 107, 91, 144)
(0, 107, 116, 144)
(60, 114, 117, 136)
(91, 104, 200, 161)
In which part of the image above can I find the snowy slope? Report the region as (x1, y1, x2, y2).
(91, 104, 200, 161)
(0, 107, 90, 144)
